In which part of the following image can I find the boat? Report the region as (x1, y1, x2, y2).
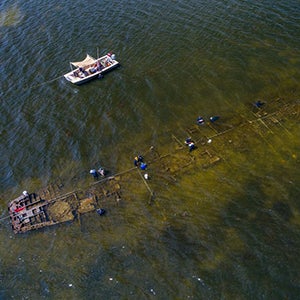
(8, 178, 122, 233)
(64, 52, 119, 85)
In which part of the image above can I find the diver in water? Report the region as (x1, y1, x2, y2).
(185, 137, 192, 145)
(197, 116, 205, 125)
(185, 137, 196, 152)
(90, 169, 98, 180)
(254, 100, 265, 108)
(140, 162, 147, 170)
(209, 116, 220, 123)
(134, 155, 144, 166)
(98, 167, 105, 177)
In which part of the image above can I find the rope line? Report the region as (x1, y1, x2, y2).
(27, 76, 64, 90)
(0, 215, 10, 222)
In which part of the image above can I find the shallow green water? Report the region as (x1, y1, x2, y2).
(0, 0, 300, 298)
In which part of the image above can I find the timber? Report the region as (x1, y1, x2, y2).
(7, 97, 299, 233)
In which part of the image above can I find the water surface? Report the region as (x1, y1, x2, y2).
(0, 0, 300, 298)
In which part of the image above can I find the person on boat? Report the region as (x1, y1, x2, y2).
(209, 116, 220, 123)
(106, 53, 113, 66)
(108, 52, 113, 59)
(90, 67, 97, 74)
(95, 60, 102, 71)
(197, 116, 205, 125)
(90, 169, 98, 180)
(78, 67, 85, 78)
(79, 67, 88, 76)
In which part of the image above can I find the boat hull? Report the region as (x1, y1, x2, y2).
(64, 72, 100, 85)
(8, 177, 122, 233)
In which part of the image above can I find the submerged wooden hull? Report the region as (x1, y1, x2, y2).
(8, 192, 77, 233)
(8, 177, 122, 233)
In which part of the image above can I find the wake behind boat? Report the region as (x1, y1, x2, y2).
(64, 52, 119, 85)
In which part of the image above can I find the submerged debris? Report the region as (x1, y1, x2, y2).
(8, 177, 121, 233)
(7, 98, 299, 233)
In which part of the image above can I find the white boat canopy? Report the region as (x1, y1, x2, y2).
(70, 54, 96, 68)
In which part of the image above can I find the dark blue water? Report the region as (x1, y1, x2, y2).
(0, 0, 300, 298)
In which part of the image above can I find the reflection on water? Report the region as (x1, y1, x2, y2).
(0, 0, 300, 298)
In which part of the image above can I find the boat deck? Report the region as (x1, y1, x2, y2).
(64, 54, 119, 85)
